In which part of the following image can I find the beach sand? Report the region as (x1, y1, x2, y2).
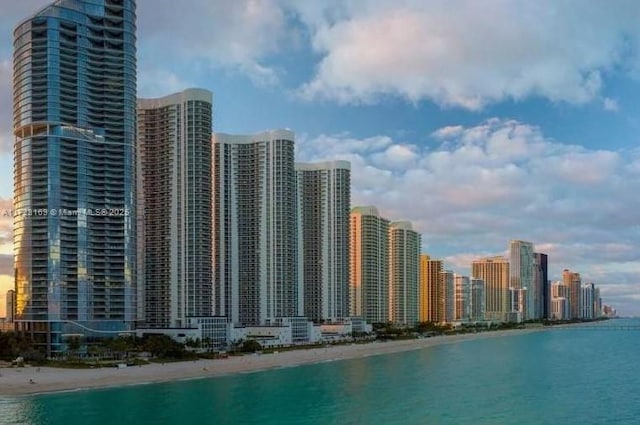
(0, 329, 541, 396)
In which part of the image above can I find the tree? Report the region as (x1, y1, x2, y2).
(0, 331, 37, 360)
(141, 335, 187, 358)
(66, 336, 82, 360)
(240, 340, 262, 353)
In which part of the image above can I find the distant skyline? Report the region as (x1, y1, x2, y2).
(2, 0, 640, 315)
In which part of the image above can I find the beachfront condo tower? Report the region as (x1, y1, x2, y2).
(13, 0, 137, 355)
(296, 161, 351, 323)
(442, 270, 455, 323)
(454, 274, 471, 322)
(470, 278, 485, 321)
(472, 257, 509, 322)
(563, 269, 582, 319)
(388, 221, 420, 326)
(349, 206, 389, 324)
(419, 254, 444, 323)
(509, 240, 536, 321)
(213, 130, 299, 325)
(137, 89, 213, 328)
(534, 252, 549, 319)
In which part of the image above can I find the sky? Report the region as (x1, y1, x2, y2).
(1, 0, 640, 316)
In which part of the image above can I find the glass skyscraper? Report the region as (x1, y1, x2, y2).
(13, 0, 137, 355)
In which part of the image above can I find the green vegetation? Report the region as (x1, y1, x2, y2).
(0, 331, 43, 362)
(0, 316, 613, 368)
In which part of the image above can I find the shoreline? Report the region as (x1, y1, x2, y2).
(0, 328, 542, 397)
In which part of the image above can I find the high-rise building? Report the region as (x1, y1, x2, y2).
(13, 0, 137, 354)
(470, 278, 485, 321)
(563, 269, 582, 319)
(137, 89, 213, 328)
(213, 130, 299, 325)
(472, 257, 509, 322)
(581, 283, 596, 320)
(349, 206, 389, 324)
(442, 270, 455, 323)
(296, 161, 351, 323)
(454, 274, 471, 321)
(550, 280, 569, 320)
(6, 290, 16, 323)
(509, 240, 536, 320)
(534, 253, 549, 319)
(388, 221, 420, 326)
(419, 254, 444, 323)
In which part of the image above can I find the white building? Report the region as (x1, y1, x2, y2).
(137, 89, 213, 328)
(470, 278, 485, 321)
(551, 298, 569, 320)
(454, 275, 471, 321)
(213, 130, 300, 326)
(550, 281, 570, 320)
(442, 270, 455, 323)
(230, 317, 321, 348)
(296, 161, 351, 323)
(581, 283, 596, 320)
(388, 221, 421, 326)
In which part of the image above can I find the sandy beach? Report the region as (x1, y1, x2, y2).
(0, 329, 541, 396)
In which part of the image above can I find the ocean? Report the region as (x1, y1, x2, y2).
(1, 319, 639, 424)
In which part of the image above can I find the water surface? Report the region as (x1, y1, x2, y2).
(1, 320, 638, 424)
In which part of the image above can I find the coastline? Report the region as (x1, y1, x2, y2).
(0, 328, 541, 397)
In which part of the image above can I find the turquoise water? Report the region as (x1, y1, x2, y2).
(2, 320, 639, 424)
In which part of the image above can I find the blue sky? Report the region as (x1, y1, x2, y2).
(1, 0, 640, 315)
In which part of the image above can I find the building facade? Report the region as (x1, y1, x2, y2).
(296, 161, 351, 323)
(534, 253, 549, 319)
(442, 270, 455, 323)
(213, 130, 299, 325)
(349, 206, 389, 324)
(550, 280, 569, 320)
(13, 0, 137, 354)
(137, 89, 213, 328)
(6, 290, 16, 323)
(472, 257, 509, 322)
(470, 278, 485, 321)
(563, 269, 582, 319)
(388, 221, 420, 326)
(581, 283, 596, 320)
(454, 275, 471, 322)
(419, 254, 444, 323)
(509, 240, 536, 320)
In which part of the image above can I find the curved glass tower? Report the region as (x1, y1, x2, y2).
(13, 0, 137, 355)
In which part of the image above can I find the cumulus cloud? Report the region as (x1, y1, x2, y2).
(137, 0, 290, 85)
(603, 97, 620, 112)
(293, 0, 640, 108)
(297, 118, 640, 313)
(137, 68, 195, 99)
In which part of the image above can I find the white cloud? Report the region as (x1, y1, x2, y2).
(297, 118, 640, 313)
(138, 68, 195, 99)
(293, 1, 640, 108)
(603, 97, 620, 112)
(137, 0, 289, 85)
